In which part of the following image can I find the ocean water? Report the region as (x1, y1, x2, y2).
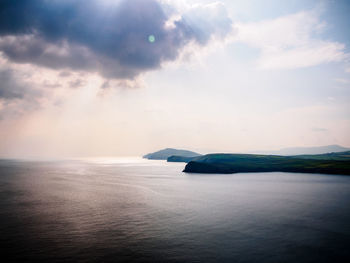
(0, 158, 350, 262)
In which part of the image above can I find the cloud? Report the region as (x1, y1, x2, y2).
(100, 78, 145, 90)
(0, 0, 232, 80)
(335, 78, 350, 84)
(234, 10, 348, 70)
(0, 69, 25, 100)
(176, 2, 232, 45)
(69, 79, 86, 89)
(0, 66, 44, 119)
(59, 71, 72, 77)
(0, 0, 233, 119)
(0, 68, 40, 100)
(312, 127, 328, 132)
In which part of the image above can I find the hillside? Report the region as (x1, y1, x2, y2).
(183, 152, 350, 175)
(292, 151, 350, 160)
(255, 145, 350, 155)
(167, 155, 198, 163)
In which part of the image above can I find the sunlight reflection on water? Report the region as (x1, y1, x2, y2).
(0, 159, 350, 262)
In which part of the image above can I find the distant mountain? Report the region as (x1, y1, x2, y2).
(183, 151, 350, 175)
(255, 145, 350, 156)
(143, 148, 201, 160)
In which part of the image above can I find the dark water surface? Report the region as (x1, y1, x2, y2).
(0, 158, 350, 262)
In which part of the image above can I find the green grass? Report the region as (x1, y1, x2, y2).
(183, 151, 350, 175)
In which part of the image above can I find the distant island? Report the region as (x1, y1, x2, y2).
(143, 147, 350, 175)
(143, 148, 201, 160)
(183, 151, 350, 175)
(167, 155, 198, 163)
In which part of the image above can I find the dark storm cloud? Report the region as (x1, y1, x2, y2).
(0, 0, 232, 79)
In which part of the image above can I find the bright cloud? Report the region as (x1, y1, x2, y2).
(234, 10, 349, 70)
(335, 78, 350, 84)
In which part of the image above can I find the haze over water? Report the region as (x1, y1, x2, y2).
(1, 158, 349, 262)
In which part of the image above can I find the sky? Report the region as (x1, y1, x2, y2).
(0, 0, 349, 158)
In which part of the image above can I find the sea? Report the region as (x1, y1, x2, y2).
(0, 158, 349, 262)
